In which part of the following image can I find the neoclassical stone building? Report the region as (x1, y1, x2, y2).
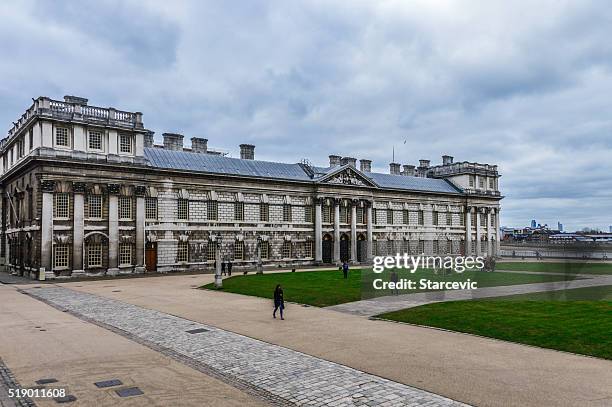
(1, 96, 502, 279)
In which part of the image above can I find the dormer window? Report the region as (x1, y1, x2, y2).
(119, 133, 133, 154)
(89, 130, 102, 150)
(56, 127, 69, 147)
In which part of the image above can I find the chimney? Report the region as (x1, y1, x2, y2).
(329, 155, 341, 166)
(389, 162, 401, 175)
(419, 159, 430, 168)
(162, 133, 184, 151)
(191, 137, 208, 153)
(402, 164, 415, 176)
(442, 155, 454, 165)
(63, 95, 88, 105)
(340, 157, 357, 167)
(240, 144, 255, 160)
(144, 131, 154, 148)
(360, 159, 372, 173)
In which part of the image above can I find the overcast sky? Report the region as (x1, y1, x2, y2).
(1, 0, 611, 231)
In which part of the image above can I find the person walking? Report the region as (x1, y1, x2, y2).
(221, 261, 226, 276)
(273, 284, 285, 320)
(227, 261, 233, 276)
(342, 261, 349, 279)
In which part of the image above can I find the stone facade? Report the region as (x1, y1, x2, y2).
(0, 96, 502, 279)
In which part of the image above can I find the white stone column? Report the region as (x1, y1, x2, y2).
(135, 186, 146, 272)
(475, 207, 482, 256)
(366, 202, 373, 260)
(487, 208, 493, 257)
(108, 184, 120, 275)
(72, 183, 86, 276)
(40, 180, 55, 278)
(314, 198, 322, 263)
(495, 209, 501, 256)
(465, 206, 472, 255)
(333, 199, 340, 264)
(350, 201, 357, 263)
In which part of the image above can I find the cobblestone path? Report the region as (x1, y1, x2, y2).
(24, 286, 466, 407)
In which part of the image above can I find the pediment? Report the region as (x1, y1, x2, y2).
(318, 166, 378, 188)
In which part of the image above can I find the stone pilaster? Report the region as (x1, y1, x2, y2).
(107, 183, 120, 275)
(486, 208, 493, 257)
(475, 207, 482, 256)
(135, 185, 146, 273)
(72, 182, 86, 276)
(465, 206, 472, 255)
(314, 198, 322, 263)
(40, 180, 55, 278)
(495, 208, 501, 256)
(350, 200, 357, 263)
(333, 199, 340, 264)
(366, 201, 373, 261)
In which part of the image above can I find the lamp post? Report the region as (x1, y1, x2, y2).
(256, 235, 263, 274)
(214, 232, 223, 288)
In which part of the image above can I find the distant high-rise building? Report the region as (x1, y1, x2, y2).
(558, 222, 563, 232)
(531, 219, 537, 228)
(609, 225, 612, 233)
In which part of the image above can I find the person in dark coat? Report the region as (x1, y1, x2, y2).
(227, 261, 233, 276)
(221, 261, 226, 276)
(273, 284, 285, 320)
(342, 262, 349, 279)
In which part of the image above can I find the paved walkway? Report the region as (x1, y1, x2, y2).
(23, 286, 464, 407)
(327, 275, 612, 316)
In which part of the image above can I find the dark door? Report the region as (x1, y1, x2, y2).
(357, 239, 366, 262)
(145, 242, 157, 272)
(322, 235, 333, 264)
(340, 235, 350, 262)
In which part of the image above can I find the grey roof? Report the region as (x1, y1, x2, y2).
(144, 147, 462, 194)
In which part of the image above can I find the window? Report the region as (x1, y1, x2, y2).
(305, 241, 313, 258)
(234, 241, 244, 260)
(418, 240, 425, 254)
(356, 207, 364, 224)
(207, 201, 218, 220)
(417, 210, 424, 225)
(260, 241, 269, 259)
(460, 213, 465, 226)
(305, 205, 313, 223)
(282, 241, 292, 258)
(481, 240, 487, 253)
(386, 209, 393, 224)
(177, 241, 189, 262)
(28, 189, 33, 220)
(119, 244, 132, 265)
(88, 195, 102, 218)
(323, 205, 331, 223)
(479, 177, 485, 189)
(145, 197, 157, 220)
(53, 245, 69, 268)
(55, 127, 69, 147)
(178, 199, 189, 220)
(446, 212, 452, 226)
(119, 197, 132, 219)
(402, 210, 409, 224)
(340, 206, 348, 223)
(119, 133, 132, 153)
(491, 214, 496, 227)
(489, 178, 495, 189)
(402, 239, 410, 254)
(471, 213, 476, 227)
(207, 244, 216, 261)
(433, 240, 439, 254)
(89, 130, 102, 150)
(480, 213, 486, 226)
(283, 204, 292, 222)
(234, 202, 244, 221)
(469, 175, 475, 187)
(386, 240, 394, 256)
(54, 193, 69, 219)
(28, 128, 33, 150)
(260, 203, 269, 221)
(432, 211, 439, 226)
(88, 244, 103, 267)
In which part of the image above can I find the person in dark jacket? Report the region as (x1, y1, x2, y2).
(227, 261, 233, 276)
(273, 284, 284, 320)
(342, 262, 349, 279)
(221, 261, 226, 276)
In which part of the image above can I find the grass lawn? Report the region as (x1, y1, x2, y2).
(378, 285, 612, 359)
(202, 268, 578, 307)
(497, 261, 612, 275)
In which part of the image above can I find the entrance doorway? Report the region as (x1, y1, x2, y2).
(145, 242, 157, 272)
(340, 233, 350, 262)
(357, 234, 366, 262)
(322, 234, 333, 264)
